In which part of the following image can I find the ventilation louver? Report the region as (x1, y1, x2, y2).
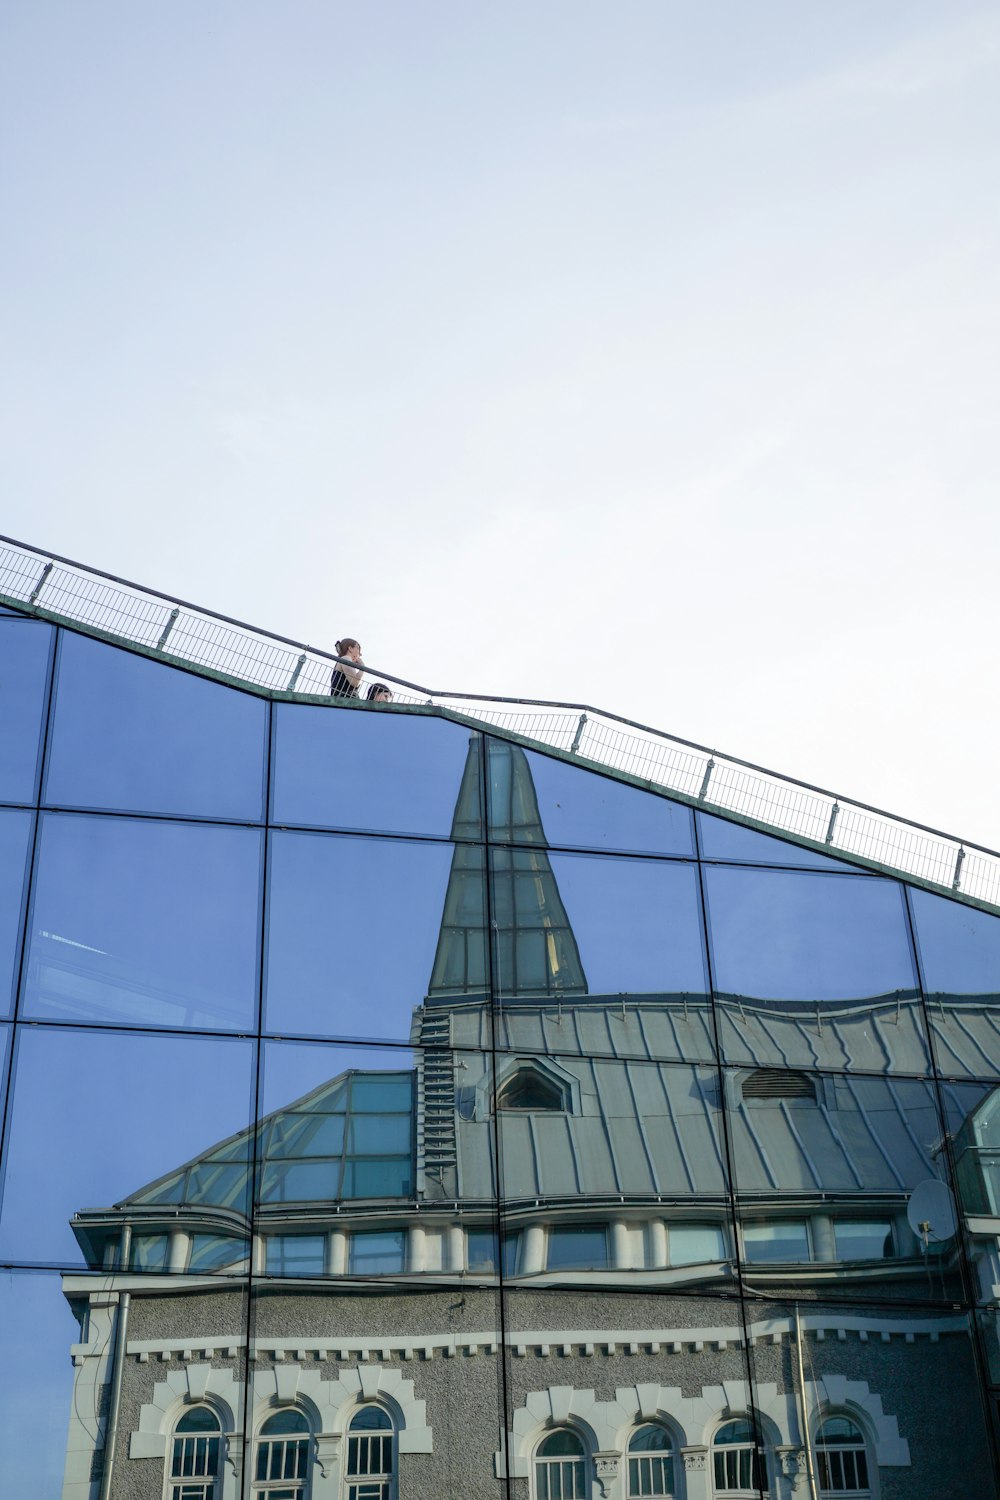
(742, 1069, 816, 1101)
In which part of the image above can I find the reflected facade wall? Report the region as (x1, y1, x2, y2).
(1, 612, 999, 1499)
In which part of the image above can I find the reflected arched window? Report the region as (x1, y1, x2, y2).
(713, 1418, 768, 1496)
(534, 1428, 587, 1499)
(169, 1406, 222, 1500)
(254, 1408, 311, 1497)
(346, 1404, 396, 1499)
(497, 1069, 566, 1112)
(627, 1424, 675, 1497)
(816, 1417, 871, 1496)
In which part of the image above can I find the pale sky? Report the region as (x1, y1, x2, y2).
(2, 2, 999, 847)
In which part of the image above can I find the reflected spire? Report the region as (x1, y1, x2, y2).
(427, 736, 587, 1000)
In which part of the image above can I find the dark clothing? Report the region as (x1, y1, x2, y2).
(330, 667, 358, 699)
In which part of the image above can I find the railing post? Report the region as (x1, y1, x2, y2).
(697, 757, 716, 801)
(953, 845, 966, 891)
(286, 652, 307, 692)
(155, 607, 180, 652)
(569, 713, 588, 755)
(824, 802, 840, 846)
(27, 560, 53, 605)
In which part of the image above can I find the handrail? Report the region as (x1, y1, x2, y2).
(2, 533, 997, 913)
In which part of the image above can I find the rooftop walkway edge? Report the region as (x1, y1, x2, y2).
(2, 533, 997, 915)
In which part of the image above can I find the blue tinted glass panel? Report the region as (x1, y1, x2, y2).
(0, 1271, 96, 1498)
(129, 1233, 169, 1271)
(341, 1158, 411, 1197)
(669, 1224, 727, 1265)
(265, 1234, 325, 1275)
(346, 1115, 410, 1153)
(265, 831, 485, 1042)
(265, 1113, 346, 1157)
(467, 1228, 499, 1272)
(43, 632, 267, 820)
(706, 868, 916, 1000)
(271, 704, 483, 838)
(351, 1076, 415, 1112)
(349, 1230, 406, 1274)
(912, 891, 1000, 994)
(491, 849, 712, 1061)
(259, 1160, 339, 1203)
(0, 1023, 9, 1108)
(911, 891, 1000, 1079)
(834, 1221, 894, 1260)
(0, 621, 53, 803)
(490, 741, 694, 856)
(0, 809, 33, 1019)
(742, 1221, 810, 1263)
(546, 1225, 608, 1270)
(706, 867, 928, 1071)
(22, 813, 262, 1030)
(697, 812, 862, 870)
(188, 1233, 250, 1273)
(0, 1027, 255, 1265)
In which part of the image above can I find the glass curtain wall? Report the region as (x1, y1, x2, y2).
(0, 611, 998, 1499)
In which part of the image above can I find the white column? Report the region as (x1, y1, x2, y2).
(408, 1223, 427, 1273)
(649, 1219, 668, 1269)
(681, 1447, 711, 1500)
(521, 1224, 546, 1275)
(168, 1228, 191, 1273)
(326, 1229, 347, 1276)
(812, 1214, 835, 1262)
(610, 1219, 631, 1270)
(448, 1223, 466, 1273)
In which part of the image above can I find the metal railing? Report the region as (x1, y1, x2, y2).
(2, 533, 998, 912)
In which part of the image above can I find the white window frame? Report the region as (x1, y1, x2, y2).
(165, 1404, 223, 1500)
(712, 1417, 770, 1498)
(626, 1422, 676, 1498)
(815, 1415, 873, 1498)
(533, 1427, 588, 1500)
(252, 1406, 313, 1499)
(344, 1403, 397, 1500)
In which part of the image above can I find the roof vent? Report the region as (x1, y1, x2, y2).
(742, 1069, 816, 1102)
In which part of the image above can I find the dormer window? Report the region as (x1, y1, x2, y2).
(496, 1068, 567, 1112)
(742, 1069, 816, 1102)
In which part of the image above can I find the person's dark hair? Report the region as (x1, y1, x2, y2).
(366, 683, 392, 701)
(335, 637, 360, 656)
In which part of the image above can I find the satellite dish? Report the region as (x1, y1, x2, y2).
(907, 1179, 958, 1245)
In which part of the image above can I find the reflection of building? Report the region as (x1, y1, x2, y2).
(1, 588, 998, 1499)
(53, 736, 999, 1500)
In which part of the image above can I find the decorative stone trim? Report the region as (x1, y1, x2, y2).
(593, 1450, 619, 1497)
(501, 1368, 912, 1484)
(129, 1366, 242, 1460)
(747, 1312, 968, 1346)
(249, 1364, 432, 1454)
(123, 1315, 965, 1369)
(811, 1377, 910, 1466)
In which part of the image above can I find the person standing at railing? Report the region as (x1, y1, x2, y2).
(366, 683, 393, 702)
(330, 638, 364, 698)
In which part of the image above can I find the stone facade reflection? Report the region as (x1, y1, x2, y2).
(44, 738, 997, 1498)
